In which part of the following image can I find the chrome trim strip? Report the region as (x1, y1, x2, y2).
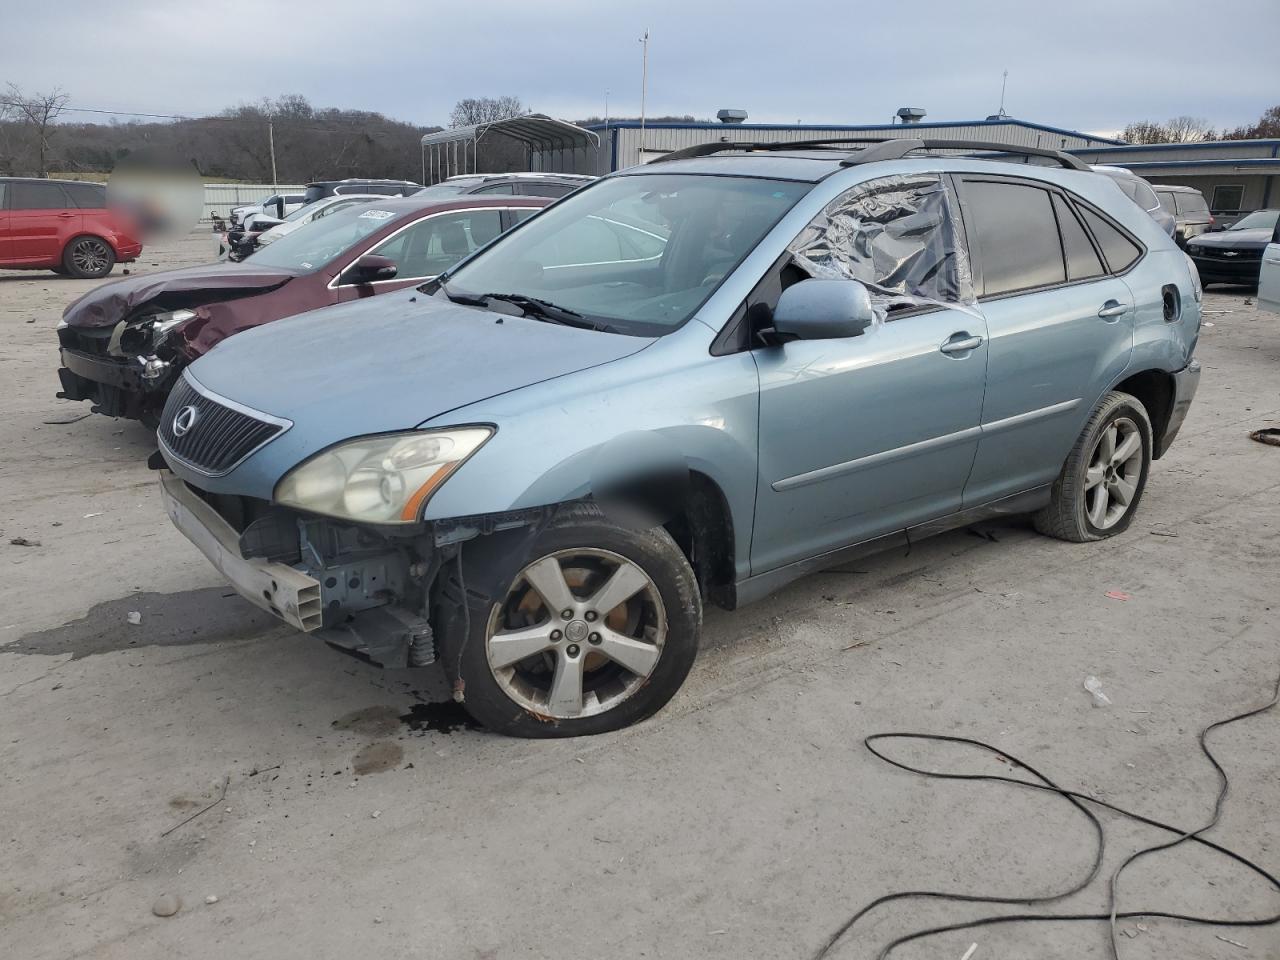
(772, 426, 982, 492)
(770, 398, 1081, 493)
(979, 398, 1081, 435)
(158, 371, 293, 478)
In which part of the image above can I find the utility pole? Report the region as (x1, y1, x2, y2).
(267, 115, 278, 189)
(603, 89, 610, 175)
(638, 29, 649, 162)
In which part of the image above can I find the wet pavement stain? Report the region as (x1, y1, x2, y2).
(331, 705, 401, 738)
(400, 700, 482, 735)
(352, 741, 403, 775)
(11, 587, 286, 659)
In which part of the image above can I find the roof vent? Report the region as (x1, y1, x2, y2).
(717, 109, 748, 124)
(895, 107, 927, 124)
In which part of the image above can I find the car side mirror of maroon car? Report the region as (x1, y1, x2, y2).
(349, 254, 398, 284)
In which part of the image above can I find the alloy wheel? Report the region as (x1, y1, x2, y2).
(1084, 416, 1143, 530)
(71, 238, 109, 275)
(486, 548, 667, 720)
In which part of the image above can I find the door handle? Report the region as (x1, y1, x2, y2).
(1097, 300, 1129, 319)
(1264, 257, 1280, 265)
(939, 333, 984, 355)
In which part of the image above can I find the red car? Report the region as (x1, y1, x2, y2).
(56, 195, 549, 424)
(0, 177, 142, 278)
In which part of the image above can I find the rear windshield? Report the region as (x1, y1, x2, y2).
(303, 185, 329, 203)
(248, 203, 404, 271)
(1177, 192, 1209, 215)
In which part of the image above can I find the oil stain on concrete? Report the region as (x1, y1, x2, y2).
(11, 587, 286, 659)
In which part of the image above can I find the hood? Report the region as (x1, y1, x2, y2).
(185, 291, 655, 467)
(1189, 229, 1271, 250)
(62, 262, 297, 328)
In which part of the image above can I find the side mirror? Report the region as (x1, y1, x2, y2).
(348, 254, 398, 284)
(771, 279, 875, 341)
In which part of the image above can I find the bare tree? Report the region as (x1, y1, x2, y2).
(1122, 115, 1216, 145)
(1223, 104, 1280, 140)
(449, 96, 525, 128)
(4, 84, 69, 176)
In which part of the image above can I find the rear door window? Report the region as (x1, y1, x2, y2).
(962, 179, 1066, 296)
(1078, 207, 1143, 273)
(1052, 194, 1105, 282)
(10, 180, 72, 210)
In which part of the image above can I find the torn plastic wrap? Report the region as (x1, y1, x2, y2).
(787, 173, 979, 324)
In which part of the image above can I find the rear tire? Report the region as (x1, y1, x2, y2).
(1034, 391, 1152, 543)
(62, 236, 115, 279)
(439, 503, 701, 738)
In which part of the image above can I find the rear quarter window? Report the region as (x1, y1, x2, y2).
(1079, 207, 1143, 273)
(62, 182, 107, 209)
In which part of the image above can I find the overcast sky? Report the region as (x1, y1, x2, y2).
(6, 0, 1278, 137)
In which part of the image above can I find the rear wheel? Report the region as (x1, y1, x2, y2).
(1034, 391, 1152, 542)
(441, 504, 701, 737)
(62, 236, 115, 279)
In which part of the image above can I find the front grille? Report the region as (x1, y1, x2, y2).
(1196, 246, 1262, 261)
(158, 374, 289, 475)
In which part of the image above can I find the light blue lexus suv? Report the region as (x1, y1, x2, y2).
(155, 138, 1202, 737)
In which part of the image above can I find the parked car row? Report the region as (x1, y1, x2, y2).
(58, 196, 550, 423)
(46, 139, 1207, 736)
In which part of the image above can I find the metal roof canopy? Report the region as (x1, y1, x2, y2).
(419, 114, 599, 183)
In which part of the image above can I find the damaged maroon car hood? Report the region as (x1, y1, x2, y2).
(61, 263, 297, 328)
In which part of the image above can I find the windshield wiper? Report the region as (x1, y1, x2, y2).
(474, 293, 609, 331)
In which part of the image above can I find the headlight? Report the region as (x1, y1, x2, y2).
(152, 308, 197, 337)
(275, 428, 493, 524)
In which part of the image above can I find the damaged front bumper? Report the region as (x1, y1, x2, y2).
(160, 470, 323, 630)
(159, 470, 436, 668)
(57, 324, 175, 421)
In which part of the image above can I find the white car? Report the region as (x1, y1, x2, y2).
(229, 192, 307, 227)
(255, 194, 384, 247)
(1260, 222, 1280, 314)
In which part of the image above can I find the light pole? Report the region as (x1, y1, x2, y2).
(638, 29, 649, 162)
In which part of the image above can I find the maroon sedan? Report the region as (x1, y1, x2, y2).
(56, 196, 548, 425)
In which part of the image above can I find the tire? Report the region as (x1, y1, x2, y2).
(439, 502, 702, 738)
(62, 236, 116, 279)
(1034, 391, 1152, 543)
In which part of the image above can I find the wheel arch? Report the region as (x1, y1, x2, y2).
(662, 470, 738, 610)
(60, 231, 117, 258)
(1112, 369, 1176, 459)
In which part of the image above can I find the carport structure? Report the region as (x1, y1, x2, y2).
(419, 114, 599, 185)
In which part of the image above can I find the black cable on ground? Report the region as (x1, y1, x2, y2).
(813, 665, 1280, 959)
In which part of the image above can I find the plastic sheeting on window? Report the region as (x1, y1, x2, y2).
(787, 173, 978, 323)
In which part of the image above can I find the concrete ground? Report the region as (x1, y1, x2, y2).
(1, 234, 1277, 960)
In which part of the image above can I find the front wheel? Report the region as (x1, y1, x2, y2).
(1034, 391, 1152, 542)
(440, 504, 702, 738)
(63, 236, 115, 279)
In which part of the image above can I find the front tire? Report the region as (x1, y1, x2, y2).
(440, 503, 701, 738)
(1034, 391, 1152, 542)
(62, 236, 115, 279)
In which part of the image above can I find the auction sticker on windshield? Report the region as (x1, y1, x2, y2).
(359, 210, 395, 220)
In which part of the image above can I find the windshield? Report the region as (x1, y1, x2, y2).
(415, 179, 486, 198)
(1229, 209, 1279, 231)
(248, 203, 404, 271)
(441, 173, 811, 335)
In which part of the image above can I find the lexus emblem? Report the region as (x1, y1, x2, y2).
(172, 405, 199, 438)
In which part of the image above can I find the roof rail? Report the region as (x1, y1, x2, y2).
(840, 138, 1090, 171)
(649, 137, 1089, 171)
